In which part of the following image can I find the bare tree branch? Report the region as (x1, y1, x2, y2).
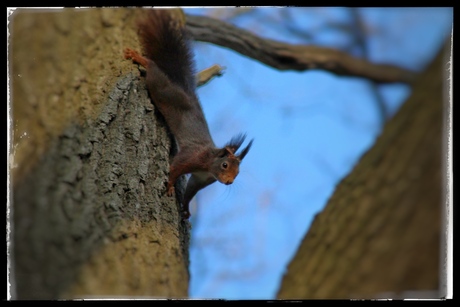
(185, 14, 417, 84)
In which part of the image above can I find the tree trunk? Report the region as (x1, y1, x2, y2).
(277, 38, 450, 299)
(9, 8, 190, 299)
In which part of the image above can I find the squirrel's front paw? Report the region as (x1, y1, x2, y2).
(166, 185, 175, 197)
(181, 210, 191, 220)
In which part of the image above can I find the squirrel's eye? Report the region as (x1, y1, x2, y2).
(222, 162, 228, 169)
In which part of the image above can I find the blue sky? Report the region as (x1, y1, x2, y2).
(182, 7, 452, 299)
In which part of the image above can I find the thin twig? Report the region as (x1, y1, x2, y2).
(349, 8, 389, 123)
(196, 64, 225, 87)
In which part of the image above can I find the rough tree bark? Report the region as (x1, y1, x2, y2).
(276, 38, 450, 299)
(9, 8, 190, 299)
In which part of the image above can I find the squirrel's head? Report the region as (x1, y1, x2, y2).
(212, 133, 253, 185)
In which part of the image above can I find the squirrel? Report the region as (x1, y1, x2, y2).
(124, 9, 253, 220)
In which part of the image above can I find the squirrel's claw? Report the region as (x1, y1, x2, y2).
(124, 48, 135, 60)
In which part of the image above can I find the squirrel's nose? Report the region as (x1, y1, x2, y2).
(225, 179, 234, 185)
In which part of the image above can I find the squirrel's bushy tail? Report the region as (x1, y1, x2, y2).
(137, 9, 196, 94)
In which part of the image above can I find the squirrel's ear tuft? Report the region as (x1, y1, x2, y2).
(225, 133, 247, 153)
(237, 139, 253, 161)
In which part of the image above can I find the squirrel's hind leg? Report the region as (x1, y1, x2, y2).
(124, 48, 149, 68)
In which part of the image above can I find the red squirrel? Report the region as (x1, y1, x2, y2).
(124, 9, 253, 220)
